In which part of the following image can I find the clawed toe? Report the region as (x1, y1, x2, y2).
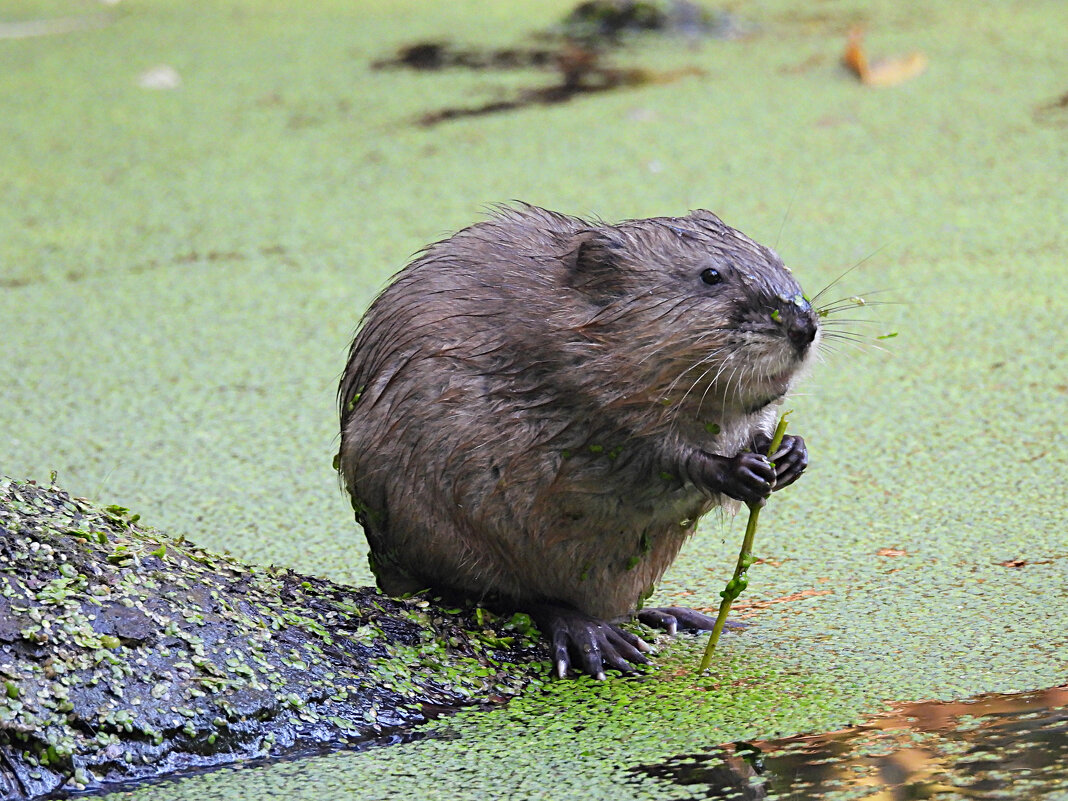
(533, 604, 650, 679)
(636, 608, 678, 635)
(639, 606, 748, 634)
(529, 602, 747, 679)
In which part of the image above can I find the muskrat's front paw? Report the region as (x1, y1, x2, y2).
(688, 450, 775, 506)
(752, 432, 808, 490)
(772, 434, 808, 489)
(531, 604, 651, 680)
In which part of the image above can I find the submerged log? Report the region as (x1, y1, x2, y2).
(0, 478, 545, 799)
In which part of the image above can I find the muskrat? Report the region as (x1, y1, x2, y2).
(337, 204, 819, 678)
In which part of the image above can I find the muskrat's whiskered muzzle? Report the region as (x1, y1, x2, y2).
(814, 289, 898, 357)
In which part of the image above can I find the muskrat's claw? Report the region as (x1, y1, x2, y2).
(531, 604, 651, 680)
(687, 450, 776, 506)
(632, 606, 709, 636)
(753, 433, 808, 490)
(637, 606, 741, 635)
(771, 434, 808, 489)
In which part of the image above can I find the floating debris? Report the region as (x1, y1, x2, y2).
(877, 547, 907, 557)
(557, 0, 753, 43)
(372, 41, 556, 71)
(842, 27, 927, 87)
(1034, 90, 1068, 126)
(417, 45, 702, 127)
(373, 1, 737, 126)
(137, 65, 182, 90)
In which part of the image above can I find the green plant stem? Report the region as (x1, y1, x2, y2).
(698, 411, 791, 673)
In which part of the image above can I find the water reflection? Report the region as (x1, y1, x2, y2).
(633, 685, 1068, 799)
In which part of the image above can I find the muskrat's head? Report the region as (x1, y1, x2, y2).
(565, 209, 820, 418)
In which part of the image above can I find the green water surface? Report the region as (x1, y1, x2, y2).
(2, 0, 1066, 798)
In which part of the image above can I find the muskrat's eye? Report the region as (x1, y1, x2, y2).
(700, 268, 723, 286)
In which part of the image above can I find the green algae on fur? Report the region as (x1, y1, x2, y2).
(0, 477, 547, 798)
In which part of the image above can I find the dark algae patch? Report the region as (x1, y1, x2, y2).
(0, 478, 546, 799)
(405, 46, 703, 128)
(633, 685, 1068, 799)
(372, 0, 745, 126)
(556, 0, 750, 42)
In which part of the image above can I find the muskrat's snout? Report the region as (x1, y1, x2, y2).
(780, 301, 820, 357)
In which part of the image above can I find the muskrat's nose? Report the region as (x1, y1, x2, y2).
(785, 310, 818, 354)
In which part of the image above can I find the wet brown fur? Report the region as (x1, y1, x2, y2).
(338, 204, 818, 621)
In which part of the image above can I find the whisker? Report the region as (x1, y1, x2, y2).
(680, 366, 716, 420)
(821, 329, 874, 340)
(667, 358, 724, 420)
(816, 294, 898, 310)
(821, 335, 876, 348)
(808, 245, 888, 305)
(818, 300, 900, 317)
(775, 184, 801, 251)
(823, 287, 897, 300)
(819, 334, 890, 355)
(694, 359, 732, 419)
(817, 317, 887, 326)
(660, 345, 731, 400)
(672, 353, 735, 427)
(636, 327, 726, 367)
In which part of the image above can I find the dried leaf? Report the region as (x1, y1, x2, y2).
(752, 557, 785, 567)
(842, 28, 870, 80)
(706, 588, 832, 617)
(877, 547, 907, 557)
(843, 28, 927, 87)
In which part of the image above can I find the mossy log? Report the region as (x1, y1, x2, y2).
(0, 478, 545, 799)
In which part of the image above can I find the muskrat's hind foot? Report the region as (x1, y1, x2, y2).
(637, 606, 747, 636)
(530, 603, 652, 680)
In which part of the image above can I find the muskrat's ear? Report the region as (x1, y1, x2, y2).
(687, 209, 729, 234)
(566, 229, 625, 300)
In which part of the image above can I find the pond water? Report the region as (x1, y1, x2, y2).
(634, 685, 1068, 800)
